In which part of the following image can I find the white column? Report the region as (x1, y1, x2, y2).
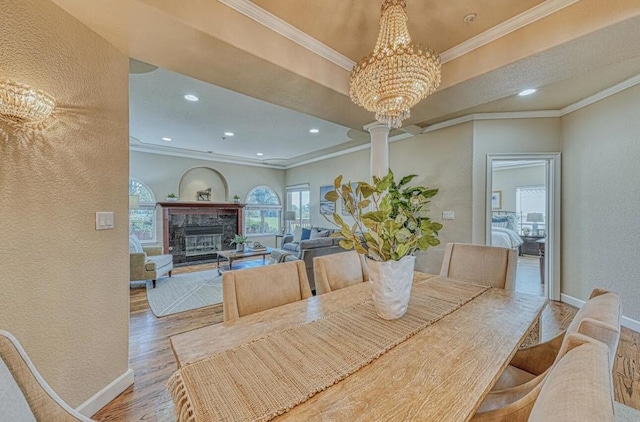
(366, 123, 390, 179)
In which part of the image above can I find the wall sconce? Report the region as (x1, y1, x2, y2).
(0, 80, 56, 123)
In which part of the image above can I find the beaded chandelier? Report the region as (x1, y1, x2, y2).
(0, 80, 56, 123)
(349, 0, 441, 128)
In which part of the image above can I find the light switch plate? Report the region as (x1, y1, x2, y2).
(442, 211, 455, 220)
(96, 212, 115, 230)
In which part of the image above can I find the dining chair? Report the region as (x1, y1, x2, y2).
(0, 330, 94, 421)
(222, 260, 312, 322)
(439, 242, 518, 290)
(313, 251, 369, 295)
(473, 289, 620, 420)
(473, 332, 614, 422)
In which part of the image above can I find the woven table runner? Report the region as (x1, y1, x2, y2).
(168, 277, 489, 422)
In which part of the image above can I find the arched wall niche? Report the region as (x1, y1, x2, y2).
(178, 166, 229, 202)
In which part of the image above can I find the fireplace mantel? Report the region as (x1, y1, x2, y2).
(158, 202, 245, 265)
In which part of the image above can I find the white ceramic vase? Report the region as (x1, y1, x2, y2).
(236, 244, 245, 252)
(368, 255, 416, 320)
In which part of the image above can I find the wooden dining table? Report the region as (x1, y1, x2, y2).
(169, 273, 547, 421)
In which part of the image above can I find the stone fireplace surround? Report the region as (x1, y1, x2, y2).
(158, 202, 245, 266)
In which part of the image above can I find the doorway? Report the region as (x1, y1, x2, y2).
(486, 153, 561, 301)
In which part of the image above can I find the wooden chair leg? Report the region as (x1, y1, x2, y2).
(168, 270, 172, 277)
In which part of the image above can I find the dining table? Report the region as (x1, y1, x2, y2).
(169, 272, 547, 421)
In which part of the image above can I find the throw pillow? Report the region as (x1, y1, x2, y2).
(301, 228, 312, 240)
(292, 227, 303, 243)
(310, 229, 330, 239)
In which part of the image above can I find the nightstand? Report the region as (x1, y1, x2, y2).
(521, 236, 545, 255)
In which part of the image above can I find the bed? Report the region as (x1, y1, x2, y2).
(491, 211, 523, 249)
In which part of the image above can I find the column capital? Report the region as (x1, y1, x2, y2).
(363, 122, 390, 135)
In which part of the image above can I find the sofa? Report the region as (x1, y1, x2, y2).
(129, 235, 173, 288)
(272, 227, 347, 292)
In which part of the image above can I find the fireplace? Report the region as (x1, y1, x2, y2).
(184, 225, 223, 257)
(159, 202, 245, 265)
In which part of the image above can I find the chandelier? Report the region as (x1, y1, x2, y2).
(349, 0, 441, 128)
(0, 80, 56, 123)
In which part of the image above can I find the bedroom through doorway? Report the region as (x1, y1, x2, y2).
(486, 153, 561, 301)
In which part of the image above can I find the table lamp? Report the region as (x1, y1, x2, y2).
(526, 213, 544, 234)
(284, 211, 296, 234)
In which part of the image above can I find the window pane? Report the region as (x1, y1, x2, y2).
(246, 186, 279, 205)
(129, 179, 154, 203)
(130, 208, 155, 241)
(245, 208, 281, 235)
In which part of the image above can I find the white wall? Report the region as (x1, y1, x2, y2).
(286, 123, 474, 274)
(0, 0, 129, 407)
(561, 84, 640, 321)
(130, 151, 286, 247)
(472, 118, 563, 243)
(492, 164, 546, 213)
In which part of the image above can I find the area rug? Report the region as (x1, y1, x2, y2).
(146, 270, 222, 317)
(615, 401, 640, 421)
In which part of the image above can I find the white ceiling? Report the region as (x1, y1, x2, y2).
(94, 0, 640, 167)
(129, 67, 353, 162)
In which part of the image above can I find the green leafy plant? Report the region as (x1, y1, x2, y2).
(233, 194, 240, 201)
(167, 193, 177, 198)
(230, 234, 248, 245)
(323, 169, 443, 262)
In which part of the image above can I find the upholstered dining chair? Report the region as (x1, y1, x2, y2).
(473, 333, 614, 422)
(473, 289, 621, 420)
(222, 260, 312, 322)
(0, 330, 94, 421)
(439, 243, 518, 290)
(313, 251, 369, 295)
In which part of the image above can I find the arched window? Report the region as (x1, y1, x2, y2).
(245, 186, 281, 235)
(129, 178, 156, 242)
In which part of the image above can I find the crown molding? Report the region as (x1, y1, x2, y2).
(218, 0, 355, 71)
(560, 73, 640, 115)
(130, 143, 286, 169)
(219, 0, 578, 70)
(440, 0, 580, 63)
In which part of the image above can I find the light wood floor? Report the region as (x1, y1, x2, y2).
(94, 265, 640, 421)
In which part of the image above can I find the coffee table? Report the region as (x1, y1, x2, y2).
(216, 247, 274, 275)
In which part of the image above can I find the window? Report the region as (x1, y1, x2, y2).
(129, 178, 156, 242)
(245, 186, 281, 235)
(286, 185, 310, 232)
(516, 186, 546, 234)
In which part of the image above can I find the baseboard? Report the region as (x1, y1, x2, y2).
(561, 294, 640, 333)
(76, 368, 134, 417)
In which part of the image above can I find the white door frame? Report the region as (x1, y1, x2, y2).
(485, 153, 561, 301)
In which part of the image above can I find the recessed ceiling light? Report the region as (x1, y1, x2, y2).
(224, 132, 234, 137)
(184, 94, 199, 102)
(463, 13, 477, 23)
(309, 128, 320, 133)
(162, 137, 172, 141)
(256, 152, 264, 156)
(518, 89, 537, 96)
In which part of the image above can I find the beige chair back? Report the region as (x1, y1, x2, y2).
(439, 243, 517, 290)
(0, 330, 93, 421)
(314, 251, 369, 295)
(564, 289, 621, 369)
(529, 334, 614, 422)
(223, 260, 312, 322)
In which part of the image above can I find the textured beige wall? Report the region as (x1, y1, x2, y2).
(492, 164, 546, 213)
(0, 0, 129, 408)
(285, 123, 474, 274)
(130, 151, 286, 246)
(561, 84, 640, 321)
(472, 119, 563, 243)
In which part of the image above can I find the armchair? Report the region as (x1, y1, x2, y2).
(129, 235, 173, 288)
